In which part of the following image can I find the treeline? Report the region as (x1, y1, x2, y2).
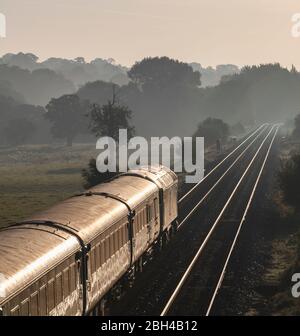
(1, 55, 300, 147)
(278, 114, 300, 211)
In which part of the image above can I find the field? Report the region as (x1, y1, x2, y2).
(0, 140, 228, 228)
(0, 144, 97, 228)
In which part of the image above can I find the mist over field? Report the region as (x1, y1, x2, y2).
(0, 52, 300, 146)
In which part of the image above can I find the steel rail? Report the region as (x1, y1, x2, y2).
(205, 125, 280, 316)
(177, 124, 270, 230)
(160, 125, 276, 316)
(179, 123, 268, 204)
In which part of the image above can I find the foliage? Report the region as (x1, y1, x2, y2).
(193, 117, 229, 146)
(292, 114, 300, 139)
(77, 81, 119, 106)
(0, 64, 75, 106)
(45, 94, 89, 146)
(88, 98, 135, 140)
(82, 158, 118, 189)
(128, 56, 201, 89)
(278, 154, 300, 210)
(126, 57, 202, 137)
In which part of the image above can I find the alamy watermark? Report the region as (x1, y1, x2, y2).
(291, 13, 300, 38)
(96, 129, 205, 184)
(0, 273, 6, 298)
(0, 12, 6, 38)
(291, 273, 300, 298)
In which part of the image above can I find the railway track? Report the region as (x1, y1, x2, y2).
(109, 123, 280, 316)
(161, 124, 280, 316)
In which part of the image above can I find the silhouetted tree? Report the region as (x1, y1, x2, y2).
(77, 81, 118, 106)
(278, 154, 300, 210)
(193, 117, 229, 146)
(88, 94, 135, 141)
(4, 118, 36, 146)
(82, 158, 118, 188)
(128, 57, 201, 89)
(292, 114, 300, 139)
(0, 64, 75, 106)
(200, 64, 300, 125)
(45, 94, 88, 146)
(126, 57, 202, 137)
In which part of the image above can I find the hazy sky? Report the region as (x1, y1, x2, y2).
(1, 0, 300, 68)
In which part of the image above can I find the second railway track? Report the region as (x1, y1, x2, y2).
(161, 125, 280, 316)
(109, 124, 280, 316)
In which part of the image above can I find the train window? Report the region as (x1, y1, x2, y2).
(63, 269, 69, 298)
(100, 241, 105, 265)
(90, 249, 95, 274)
(140, 212, 144, 230)
(109, 234, 114, 255)
(124, 225, 128, 243)
(122, 225, 126, 245)
(134, 216, 138, 234)
(97, 244, 102, 268)
(114, 232, 117, 252)
(154, 198, 158, 219)
(147, 204, 153, 223)
(118, 228, 122, 248)
(56, 274, 63, 305)
(47, 279, 55, 313)
(143, 210, 146, 227)
(105, 238, 109, 261)
(92, 247, 97, 271)
(139, 211, 142, 228)
(138, 212, 142, 231)
(123, 226, 126, 245)
(39, 285, 47, 316)
(69, 264, 76, 293)
(114, 231, 118, 252)
(117, 228, 122, 247)
(30, 292, 38, 316)
(94, 245, 99, 270)
(121, 224, 126, 246)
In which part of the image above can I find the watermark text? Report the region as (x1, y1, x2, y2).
(0, 13, 6, 38)
(96, 129, 205, 184)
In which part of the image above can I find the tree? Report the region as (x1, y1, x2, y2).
(0, 64, 75, 106)
(128, 57, 201, 89)
(200, 63, 300, 126)
(45, 94, 88, 146)
(278, 154, 300, 211)
(4, 118, 36, 146)
(292, 114, 300, 139)
(88, 93, 135, 140)
(82, 158, 118, 188)
(77, 81, 118, 106)
(193, 117, 229, 146)
(126, 57, 202, 137)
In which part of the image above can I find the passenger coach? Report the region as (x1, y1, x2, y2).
(0, 165, 178, 316)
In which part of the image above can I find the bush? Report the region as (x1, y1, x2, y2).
(82, 158, 118, 189)
(278, 154, 300, 210)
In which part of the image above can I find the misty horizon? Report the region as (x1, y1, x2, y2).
(1, 0, 300, 69)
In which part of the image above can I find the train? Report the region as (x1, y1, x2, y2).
(0, 165, 178, 316)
